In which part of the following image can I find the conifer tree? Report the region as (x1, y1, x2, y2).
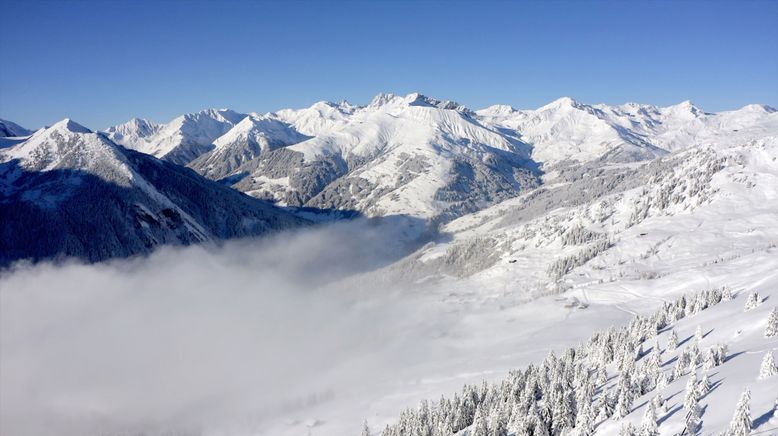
(652, 393, 668, 414)
(471, 405, 489, 436)
(639, 401, 659, 436)
(744, 291, 760, 311)
(616, 386, 632, 419)
(727, 388, 752, 436)
(619, 422, 636, 436)
(684, 370, 699, 411)
(765, 307, 778, 338)
(759, 351, 776, 380)
(685, 398, 700, 436)
(361, 420, 371, 436)
(667, 329, 679, 351)
(575, 400, 594, 436)
(698, 371, 711, 397)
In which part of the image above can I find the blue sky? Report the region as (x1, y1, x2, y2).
(1, 0, 777, 130)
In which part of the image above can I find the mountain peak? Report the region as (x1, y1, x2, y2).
(50, 118, 92, 134)
(477, 104, 516, 116)
(0, 119, 32, 137)
(540, 96, 581, 110)
(737, 103, 776, 114)
(667, 100, 704, 116)
(368, 92, 402, 108)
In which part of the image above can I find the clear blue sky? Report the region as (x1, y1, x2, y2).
(1, 0, 777, 130)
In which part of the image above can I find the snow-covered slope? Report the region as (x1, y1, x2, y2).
(0, 119, 307, 266)
(271, 100, 357, 136)
(254, 134, 778, 436)
(477, 97, 667, 165)
(389, 133, 778, 293)
(104, 117, 161, 147)
(477, 98, 777, 167)
(188, 113, 310, 180)
(0, 118, 31, 137)
(101, 95, 776, 227)
(228, 93, 539, 224)
(377, 286, 778, 436)
(106, 109, 247, 165)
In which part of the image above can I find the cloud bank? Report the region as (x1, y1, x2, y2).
(0, 219, 442, 436)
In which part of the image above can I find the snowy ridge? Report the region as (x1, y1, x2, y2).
(390, 135, 778, 295)
(374, 287, 778, 436)
(0, 118, 307, 266)
(227, 93, 538, 222)
(99, 94, 777, 225)
(106, 108, 247, 165)
(0, 118, 32, 137)
(189, 113, 310, 180)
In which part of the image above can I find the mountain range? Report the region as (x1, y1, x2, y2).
(1, 93, 776, 266)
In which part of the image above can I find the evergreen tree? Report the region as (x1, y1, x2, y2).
(727, 388, 752, 436)
(758, 351, 776, 380)
(575, 400, 594, 436)
(652, 393, 668, 414)
(619, 422, 636, 436)
(698, 371, 711, 397)
(639, 401, 659, 436)
(471, 405, 489, 436)
(488, 406, 509, 436)
(667, 329, 679, 351)
(361, 420, 371, 436)
(695, 325, 704, 343)
(683, 370, 699, 411)
(685, 399, 700, 436)
(765, 307, 778, 338)
(616, 386, 632, 419)
(744, 291, 760, 311)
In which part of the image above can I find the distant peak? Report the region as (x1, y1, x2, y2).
(667, 100, 704, 116)
(477, 104, 516, 116)
(541, 96, 581, 110)
(50, 118, 92, 134)
(310, 100, 337, 109)
(738, 103, 776, 114)
(127, 117, 157, 127)
(368, 92, 402, 108)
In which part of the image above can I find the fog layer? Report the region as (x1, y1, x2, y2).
(0, 219, 443, 435)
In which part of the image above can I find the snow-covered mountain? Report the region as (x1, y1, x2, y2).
(1, 94, 776, 436)
(106, 109, 247, 165)
(0, 118, 307, 266)
(259, 121, 778, 436)
(0, 118, 31, 137)
(188, 113, 311, 181)
(477, 98, 777, 167)
(104, 94, 777, 226)
(228, 93, 539, 224)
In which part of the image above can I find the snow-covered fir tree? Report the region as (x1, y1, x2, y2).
(471, 405, 489, 436)
(744, 291, 761, 311)
(758, 351, 776, 380)
(765, 307, 778, 338)
(639, 400, 659, 436)
(684, 394, 701, 436)
(726, 388, 752, 436)
(667, 329, 679, 351)
(619, 422, 637, 436)
(361, 420, 371, 436)
(698, 371, 711, 397)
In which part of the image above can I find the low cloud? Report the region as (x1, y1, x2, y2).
(0, 219, 442, 435)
